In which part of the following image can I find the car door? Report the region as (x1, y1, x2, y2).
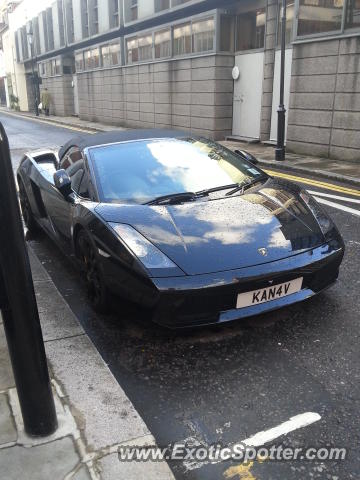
(43, 147, 84, 250)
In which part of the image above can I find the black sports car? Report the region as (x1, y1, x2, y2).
(17, 129, 345, 328)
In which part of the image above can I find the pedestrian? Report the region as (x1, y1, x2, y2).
(40, 88, 51, 116)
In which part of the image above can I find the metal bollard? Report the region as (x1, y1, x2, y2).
(0, 122, 57, 436)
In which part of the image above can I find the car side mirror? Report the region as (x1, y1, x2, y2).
(234, 149, 259, 165)
(53, 169, 73, 201)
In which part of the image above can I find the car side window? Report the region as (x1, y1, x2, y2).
(60, 147, 82, 171)
(70, 168, 84, 193)
(78, 172, 90, 199)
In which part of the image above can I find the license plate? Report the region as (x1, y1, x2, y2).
(236, 277, 303, 309)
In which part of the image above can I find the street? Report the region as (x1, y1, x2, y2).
(2, 111, 360, 479)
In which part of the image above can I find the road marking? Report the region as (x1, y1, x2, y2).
(241, 412, 321, 447)
(313, 196, 360, 217)
(265, 169, 360, 197)
(307, 190, 360, 204)
(0, 109, 96, 134)
(184, 412, 321, 472)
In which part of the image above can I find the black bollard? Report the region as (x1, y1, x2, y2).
(0, 122, 57, 436)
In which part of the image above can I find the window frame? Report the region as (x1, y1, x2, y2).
(123, 11, 217, 65)
(294, 0, 357, 41)
(75, 40, 121, 73)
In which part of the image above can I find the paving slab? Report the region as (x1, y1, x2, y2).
(0, 392, 17, 446)
(0, 436, 80, 480)
(9, 385, 78, 448)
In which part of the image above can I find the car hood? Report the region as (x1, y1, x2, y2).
(95, 180, 324, 275)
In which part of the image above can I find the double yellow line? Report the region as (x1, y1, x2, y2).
(265, 169, 360, 198)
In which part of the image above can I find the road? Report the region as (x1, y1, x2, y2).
(2, 111, 360, 479)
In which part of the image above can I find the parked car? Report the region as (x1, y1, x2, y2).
(17, 129, 345, 328)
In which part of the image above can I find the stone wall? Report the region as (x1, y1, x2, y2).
(77, 54, 234, 140)
(41, 75, 74, 116)
(288, 36, 360, 162)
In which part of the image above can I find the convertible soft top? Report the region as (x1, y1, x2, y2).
(58, 128, 190, 160)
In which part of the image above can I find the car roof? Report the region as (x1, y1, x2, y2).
(58, 128, 190, 160)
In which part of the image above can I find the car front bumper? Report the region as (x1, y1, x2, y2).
(151, 240, 344, 328)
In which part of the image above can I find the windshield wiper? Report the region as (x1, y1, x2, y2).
(226, 175, 268, 196)
(145, 191, 206, 206)
(195, 184, 240, 195)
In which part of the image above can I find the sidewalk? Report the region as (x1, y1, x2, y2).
(0, 247, 174, 480)
(1, 107, 359, 187)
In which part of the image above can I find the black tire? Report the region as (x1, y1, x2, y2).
(76, 230, 110, 313)
(18, 179, 39, 234)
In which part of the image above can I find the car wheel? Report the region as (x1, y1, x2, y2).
(18, 180, 39, 234)
(77, 230, 110, 313)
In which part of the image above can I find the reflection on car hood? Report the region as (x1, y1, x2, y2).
(95, 180, 324, 275)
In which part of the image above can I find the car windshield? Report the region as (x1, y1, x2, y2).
(89, 137, 265, 204)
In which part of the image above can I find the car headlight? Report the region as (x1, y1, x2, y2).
(300, 191, 334, 236)
(109, 223, 177, 269)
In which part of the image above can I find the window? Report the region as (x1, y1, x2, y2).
(126, 37, 138, 63)
(60, 147, 81, 170)
(297, 0, 344, 36)
(236, 8, 266, 51)
(84, 50, 91, 69)
(101, 45, 110, 67)
(173, 22, 191, 56)
(81, 0, 89, 38)
(131, 0, 138, 21)
(110, 42, 120, 65)
(48, 61, 54, 76)
(220, 15, 235, 52)
(91, 48, 100, 68)
(155, 0, 170, 12)
(75, 52, 84, 71)
(33, 18, 41, 55)
(46, 8, 54, 50)
(277, 0, 295, 45)
(155, 29, 171, 58)
(138, 34, 153, 61)
(94, 0, 99, 34)
(345, 0, 360, 28)
(65, 0, 74, 43)
(110, 0, 119, 27)
(58, 0, 65, 46)
(78, 172, 90, 199)
(53, 58, 61, 75)
(192, 18, 215, 53)
(70, 168, 85, 193)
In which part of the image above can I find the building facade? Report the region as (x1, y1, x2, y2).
(6, 0, 360, 161)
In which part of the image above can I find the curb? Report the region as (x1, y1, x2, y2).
(257, 159, 360, 188)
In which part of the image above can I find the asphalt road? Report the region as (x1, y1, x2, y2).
(2, 111, 360, 479)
